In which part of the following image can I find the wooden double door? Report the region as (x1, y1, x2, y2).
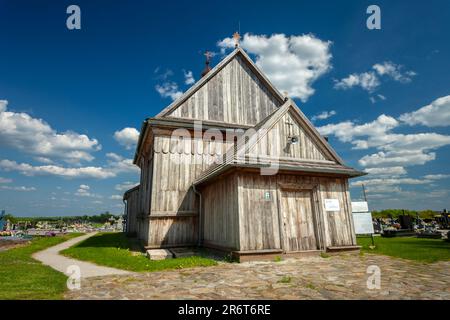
(279, 189, 319, 252)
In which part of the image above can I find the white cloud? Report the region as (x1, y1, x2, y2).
(0, 154, 139, 179)
(34, 157, 54, 164)
(358, 150, 436, 167)
(334, 61, 415, 93)
(183, 70, 195, 85)
(318, 113, 450, 168)
(334, 72, 380, 92)
(105, 153, 140, 175)
(365, 166, 407, 176)
(110, 195, 123, 200)
(0, 100, 101, 164)
(372, 61, 416, 83)
(113, 127, 139, 150)
(155, 82, 183, 101)
(218, 33, 332, 102)
(370, 94, 387, 104)
(364, 185, 403, 194)
(0, 177, 12, 184)
(115, 181, 139, 191)
(75, 184, 102, 198)
(317, 114, 399, 145)
(0, 159, 116, 179)
(399, 95, 450, 127)
(423, 174, 450, 180)
(311, 110, 336, 121)
(352, 178, 431, 187)
(0, 185, 36, 192)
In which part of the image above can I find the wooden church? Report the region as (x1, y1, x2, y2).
(124, 42, 365, 261)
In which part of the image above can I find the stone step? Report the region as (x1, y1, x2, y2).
(146, 249, 173, 260)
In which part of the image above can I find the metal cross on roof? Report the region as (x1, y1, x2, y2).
(233, 31, 241, 48)
(204, 51, 213, 63)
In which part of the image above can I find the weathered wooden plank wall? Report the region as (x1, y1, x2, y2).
(237, 172, 355, 252)
(167, 55, 281, 125)
(279, 189, 318, 251)
(145, 133, 234, 247)
(277, 174, 355, 248)
(201, 173, 239, 250)
(151, 134, 233, 214)
(250, 111, 329, 161)
(125, 188, 139, 234)
(147, 216, 198, 247)
(237, 173, 281, 251)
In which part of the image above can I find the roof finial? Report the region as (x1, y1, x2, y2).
(233, 31, 241, 48)
(201, 50, 213, 77)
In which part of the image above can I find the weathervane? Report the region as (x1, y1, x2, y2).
(233, 31, 241, 48)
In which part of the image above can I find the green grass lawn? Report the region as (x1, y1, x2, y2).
(61, 232, 218, 272)
(357, 236, 450, 263)
(0, 233, 84, 300)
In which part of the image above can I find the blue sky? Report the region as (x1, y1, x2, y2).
(1, 0, 449, 216)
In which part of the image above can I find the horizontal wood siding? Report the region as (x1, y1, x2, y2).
(168, 55, 281, 126)
(202, 173, 239, 250)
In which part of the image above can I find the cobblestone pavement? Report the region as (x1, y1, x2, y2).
(66, 253, 450, 300)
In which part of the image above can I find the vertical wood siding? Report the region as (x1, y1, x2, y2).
(145, 134, 233, 247)
(250, 111, 329, 161)
(237, 173, 355, 252)
(167, 55, 281, 125)
(148, 216, 198, 247)
(151, 134, 233, 214)
(202, 173, 239, 250)
(237, 174, 281, 251)
(125, 188, 139, 234)
(279, 189, 318, 251)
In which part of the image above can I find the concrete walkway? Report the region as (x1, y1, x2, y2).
(33, 232, 132, 278)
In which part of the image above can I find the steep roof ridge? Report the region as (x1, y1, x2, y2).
(155, 47, 285, 118)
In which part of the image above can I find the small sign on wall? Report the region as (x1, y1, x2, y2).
(324, 199, 340, 211)
(263, 191, 271, 201)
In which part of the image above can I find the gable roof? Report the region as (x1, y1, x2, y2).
(194, 99, 366, 185)
(155, 47, 286, 118)
(134, 47, 287, 163)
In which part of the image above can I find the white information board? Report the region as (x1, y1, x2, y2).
(351, 201, 369, 213)
(352, 212, 374, 234)
(324, 199, 340, 211)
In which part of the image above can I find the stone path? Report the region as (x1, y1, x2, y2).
(33, 233, 132, 278)
(65, 252, 450, 300)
